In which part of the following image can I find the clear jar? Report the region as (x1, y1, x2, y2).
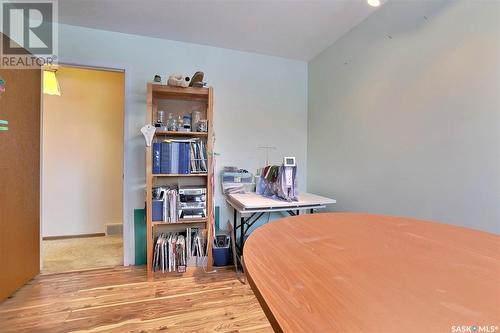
(197, 119, 208, 132)
(192, 111, 201, 132)
(167, 113, 176, 131)
(176, 116, 183, 131)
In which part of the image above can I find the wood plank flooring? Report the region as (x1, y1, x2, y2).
(0, 266, 272, 333)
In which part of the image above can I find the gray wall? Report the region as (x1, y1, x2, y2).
(308, 0, 500, 233)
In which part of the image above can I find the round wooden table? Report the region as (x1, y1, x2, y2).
(243, 213, 500, 333)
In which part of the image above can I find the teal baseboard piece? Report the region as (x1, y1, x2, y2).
(215, 206, 220, 231)
(134, 208, 147, 266)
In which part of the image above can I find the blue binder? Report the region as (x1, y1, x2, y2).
(152, 200, 163, 221)
(159, 141, 191, 174)
(179, 143, 190, 174)
(171, 142, 180, 174)
(152, 143, 161, 174)
(185, 143, 191, 174)
(178, 143, 185, 174)
(160, 142, 172, 174)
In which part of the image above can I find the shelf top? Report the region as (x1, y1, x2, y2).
(153, 219, 207, 226)
(150, 84, 209, 100)
(152, 173, 208, 177)
(155, 131, 208, 137)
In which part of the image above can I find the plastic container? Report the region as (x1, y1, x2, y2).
(213, 234, 230, 266)
(213, 247, 230, 266)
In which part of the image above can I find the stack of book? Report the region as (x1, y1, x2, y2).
(152, 228, 206, 273)
(152, 139, 207, 174)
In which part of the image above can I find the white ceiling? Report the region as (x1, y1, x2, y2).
(58, 0, 381, 61)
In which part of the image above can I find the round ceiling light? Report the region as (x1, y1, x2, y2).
(367, 0, 381, 7)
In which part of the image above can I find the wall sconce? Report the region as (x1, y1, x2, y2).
(43, 69, 61, 96)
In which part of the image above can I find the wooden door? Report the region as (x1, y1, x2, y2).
(0, 66, 41, 301)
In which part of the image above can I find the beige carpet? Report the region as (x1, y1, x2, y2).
(42, 235, 123, 273)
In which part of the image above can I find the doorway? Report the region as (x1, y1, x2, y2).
(41, 65, 125, 273)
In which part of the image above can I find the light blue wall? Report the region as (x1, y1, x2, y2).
(308, 0, 500, 233)
(56, 24, 308, 264)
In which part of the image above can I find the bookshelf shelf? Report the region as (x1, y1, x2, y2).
(146, 83, 214, 278)
(151, 84, 209, 100)
(155, 131, 208, 137)
(152, 218, 208, 226)
(152, 173, 208, 177)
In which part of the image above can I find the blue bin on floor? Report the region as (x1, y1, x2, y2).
(213, 234, 230, 266)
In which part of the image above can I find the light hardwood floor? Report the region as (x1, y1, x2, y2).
(0, 266, 272, 333)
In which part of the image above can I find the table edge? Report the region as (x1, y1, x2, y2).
(242, 256, 284, 333)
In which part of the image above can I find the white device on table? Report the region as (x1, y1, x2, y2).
(283, 156, 296, 187)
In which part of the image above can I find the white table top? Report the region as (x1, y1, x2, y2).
(227, 192, 336, 213)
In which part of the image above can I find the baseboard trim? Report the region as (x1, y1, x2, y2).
(43, 233, 106, 241)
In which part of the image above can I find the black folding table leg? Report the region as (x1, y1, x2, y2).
(233, 208, 237, 250)
(240, 216, 245, 251)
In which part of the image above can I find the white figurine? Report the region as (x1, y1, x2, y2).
(167, 74, 190, 88)
(141, 124, 156, 147)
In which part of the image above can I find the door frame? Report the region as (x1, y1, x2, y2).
(40, 61, 132, 268)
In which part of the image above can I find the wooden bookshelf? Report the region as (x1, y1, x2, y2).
(145, 83, 214, 278)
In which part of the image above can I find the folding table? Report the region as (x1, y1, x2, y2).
(226, 192, 336, 255)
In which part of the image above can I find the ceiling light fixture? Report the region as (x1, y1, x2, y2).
(43, 69, 61, 96)
(367, 0, 381, 7)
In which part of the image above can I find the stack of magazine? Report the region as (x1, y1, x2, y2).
(189, 140, 208, 173)
(162, 188, 178, 223)
(152, 228, 206, 273)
